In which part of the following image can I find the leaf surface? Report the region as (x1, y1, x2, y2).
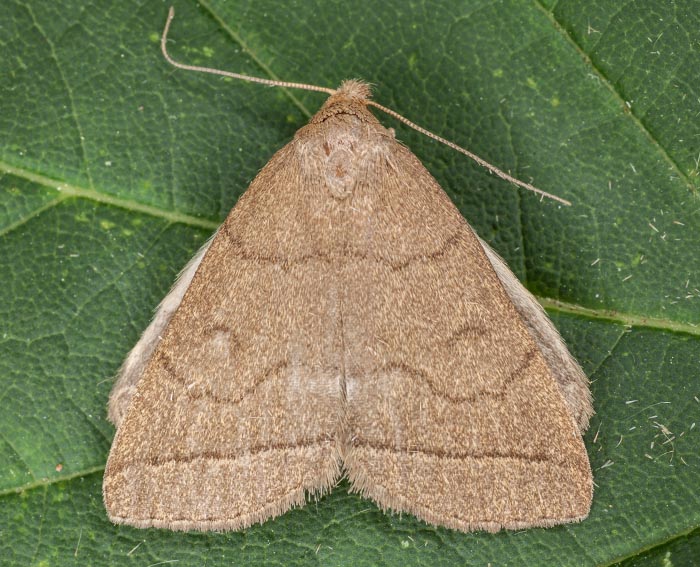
(1, 1, 699, 565)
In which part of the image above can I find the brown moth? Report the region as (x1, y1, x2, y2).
(103, 8, 593, 533)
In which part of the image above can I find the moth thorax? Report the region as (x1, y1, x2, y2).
(321, 137, 361, 199)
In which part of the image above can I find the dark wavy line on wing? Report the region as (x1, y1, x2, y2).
(130, 437, 337, 471)
(222, 223, 463, 271)
(156, 351, 290, 405)
(156, 342, 534, 407)
(348, 439, 555, 465)
(380, 347, 536, 404)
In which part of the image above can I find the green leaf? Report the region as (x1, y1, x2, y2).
(1, 0, 699, 565)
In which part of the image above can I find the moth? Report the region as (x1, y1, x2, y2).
(103, 8, 593, 533)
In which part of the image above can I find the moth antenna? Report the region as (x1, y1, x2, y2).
(162, 7, 570, 206)
(161, 7, 335, 96)
(367, 100, 571, 206)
